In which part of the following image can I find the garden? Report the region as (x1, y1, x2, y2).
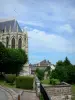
(36, 57, 75, 100)
(0, 42, 34, 90)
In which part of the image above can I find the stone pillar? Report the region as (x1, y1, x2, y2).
(9, 25, 11, 33)
(4, 26, 6, 33)
(19, 31, 30, 76)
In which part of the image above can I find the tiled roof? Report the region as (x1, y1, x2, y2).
(0, 18, 22, 32)
(39, 59, 51, 66)
(29, 59, 51, 67)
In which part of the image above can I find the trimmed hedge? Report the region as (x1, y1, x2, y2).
(50, 78, 60, 85)
(5, 74, 16, 84)
(16, 76, 34, 89)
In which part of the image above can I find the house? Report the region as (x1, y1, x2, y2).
(29, 59, 55, 74)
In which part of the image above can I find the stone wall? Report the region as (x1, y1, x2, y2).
(43, 84, 72, 100)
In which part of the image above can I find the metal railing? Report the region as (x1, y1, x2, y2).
(40, 84, 51, 100)
(35, 76, 51, 100)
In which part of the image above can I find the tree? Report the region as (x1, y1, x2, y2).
(36, 68, 45, 80)
(0, 42, 9, 74)
(45, 66, 51, 77)
(56, 60, 64, 67)
(64, 57, 71, 66)
(51, 57, 75, 83)
(6, 48, 28, 75)
(0, 42, 28, 76)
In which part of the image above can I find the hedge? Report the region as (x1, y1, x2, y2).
(5, 74, 16, 84)
(16, 76, 34, 89)
(50, 78, 60, 85)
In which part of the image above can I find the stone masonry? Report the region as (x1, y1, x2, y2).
(43, 83, 72, 100)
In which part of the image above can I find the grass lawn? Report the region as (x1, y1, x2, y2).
(72, 85, 75, 100)
(41, 79, 50, 84)
(0, 80, 16, 88)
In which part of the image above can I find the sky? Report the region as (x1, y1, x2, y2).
(0, 0, 75, 64)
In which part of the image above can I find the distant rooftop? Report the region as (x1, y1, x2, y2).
(0, 18, 22, 32)
(29, 59, 51, 67)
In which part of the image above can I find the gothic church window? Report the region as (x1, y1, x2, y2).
(11, 37, 15, 48)
(6, 37, 9, 48)
(18, 38, 22, 48)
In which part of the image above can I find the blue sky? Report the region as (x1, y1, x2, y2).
(0, 0, 75, 64)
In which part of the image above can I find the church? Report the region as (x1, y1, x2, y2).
(0, 18, 30, 75)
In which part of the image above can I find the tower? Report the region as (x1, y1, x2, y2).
(0, 18, 30, 75)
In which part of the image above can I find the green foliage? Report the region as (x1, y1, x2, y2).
(51, 57, 75, 83)
(5, 74, 16, 84)
(41, 79, 50, 84)
(45, 66, 51, 76)
(64, 57, 71, 66)
(40, 94, 44, 100)
(50, 78, 60, 85)
(0, 42, 9, 73)
(16, 76, 34, 89)
(0, 47, 28, 75)
(0, 42, 28, 75)
(36, 68, 44, 80)
(56, 60, 64, 67)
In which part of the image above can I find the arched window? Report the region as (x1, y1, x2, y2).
(18, 38, 22, 48)
(6, 37, 9, 48)
(11, 37, 15, 48)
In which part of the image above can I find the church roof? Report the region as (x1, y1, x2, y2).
(0, 18, 22, 32)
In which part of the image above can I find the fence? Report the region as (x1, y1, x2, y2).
(35, 76, 51, 100)
(40, 84, 51, 100)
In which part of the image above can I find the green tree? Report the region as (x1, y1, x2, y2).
(0, 42, 9, 74)
(56, 60, 64, 67)
(51, 57, 75, 83)
(0, 42, 28, 76)
(6, 48, 28, 75)
(36, 68, 44, 80)
(45, 66, 51, 77)
(64, 57, 71, 66)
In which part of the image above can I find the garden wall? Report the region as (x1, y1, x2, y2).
(43, 83, 72, 100)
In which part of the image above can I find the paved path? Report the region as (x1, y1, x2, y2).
(0, 89, 8, 100)
(0, 86, 39, 100)
(21, 91, 39, 100)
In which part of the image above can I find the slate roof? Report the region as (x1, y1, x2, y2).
(0, 18, 22, 32)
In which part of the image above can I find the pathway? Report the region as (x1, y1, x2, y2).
(21, 90, 39, 100)
(0, 86, 39, 100)
(0, 89, 8, 100)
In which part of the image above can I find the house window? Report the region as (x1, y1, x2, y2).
(18, 38, 22, 48)
(6, 37, 9, 48)
(11, 37, 15, 48)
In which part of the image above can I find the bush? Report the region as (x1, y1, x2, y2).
(36, 68, 44, 80)
(50, 78, 60, 85)
(5, 74, 16, 84)
(16, 76, 34, 89)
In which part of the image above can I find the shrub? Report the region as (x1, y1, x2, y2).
(5, 74, 16, 84)
(36, 68, 44, 80)
(16, 76, 34, 89)
(50, 78, 60, 85)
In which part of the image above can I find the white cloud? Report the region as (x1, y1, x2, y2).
(28, 29, 75, 53)
(58, 24, 73, 33)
